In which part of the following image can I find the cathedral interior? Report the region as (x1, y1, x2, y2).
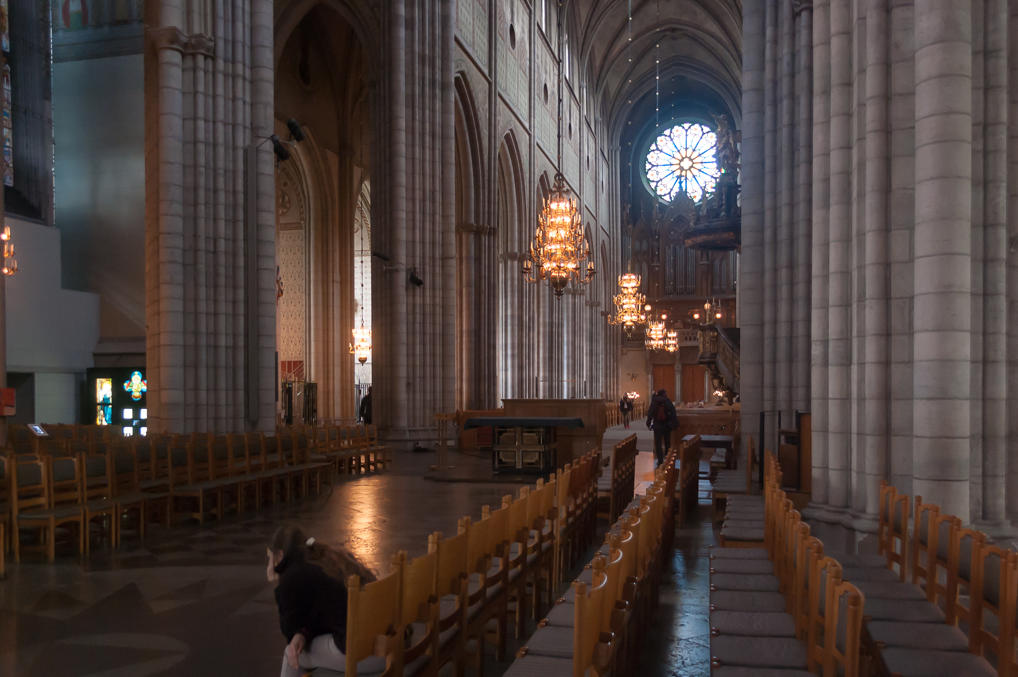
(1, 0, 1018, 675)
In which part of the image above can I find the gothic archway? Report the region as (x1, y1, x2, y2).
(454, 74, 492, 409)
(496, 133, 529, 400)
(274, 3, 374, 423)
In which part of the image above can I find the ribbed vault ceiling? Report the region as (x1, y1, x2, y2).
(567, 0, 742, 138)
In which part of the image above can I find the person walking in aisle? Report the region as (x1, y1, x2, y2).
(646, 389, 678, 467)
(618, 394, 634, 429)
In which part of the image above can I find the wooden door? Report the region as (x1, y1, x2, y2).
(681, 364, 706, 404)
(652, 365, 675, 398)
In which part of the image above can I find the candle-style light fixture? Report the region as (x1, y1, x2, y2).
(349, 325, 371, 365)
(609, 272, 647, 334)
(1, 224, 17, 276)
(522, 3, 594, 298)
(522, 173, 595, 296)
(645, 309, 668, 351)
(690, 297, 723, 324)
(349, 241, 371, 365)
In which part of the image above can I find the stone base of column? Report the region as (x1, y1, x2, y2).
(972, 519, 1018, 541)
(803, 503, 880, 534)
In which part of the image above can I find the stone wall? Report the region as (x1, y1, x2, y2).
(743, 0, 1018, 530)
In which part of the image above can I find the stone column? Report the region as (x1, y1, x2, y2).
(762, 0, 778, 422)
(740, 0, 766, 458)
(810, 0, 831, 504)
(913, 0, 972, 521)
(794, 0, 813, 413)
(979, 0, 1009, 528)
(888, 0, 915, 493)
(147, 0, 276, 433)
(777, 0, 795, 418)
(862, 0, 889, 518)
(827, 0, 853, 509)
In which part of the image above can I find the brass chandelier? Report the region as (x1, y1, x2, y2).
(609, 272, 646, 335)
(645, 310, 668, 351)
(522, 173, 594, 296)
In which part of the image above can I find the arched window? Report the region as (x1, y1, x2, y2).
(644, 121, 720, 203)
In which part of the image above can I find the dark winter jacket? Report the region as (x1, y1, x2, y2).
(274, 558, 349, 652)
(646, 393, 678, 431)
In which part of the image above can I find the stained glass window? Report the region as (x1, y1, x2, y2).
(95, 378, 112, 425)
(644, 122, 720, 203)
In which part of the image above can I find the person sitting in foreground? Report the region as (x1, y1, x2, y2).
(267, 525, 383, 676)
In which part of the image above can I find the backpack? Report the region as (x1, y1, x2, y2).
(654, 402, 667, 422)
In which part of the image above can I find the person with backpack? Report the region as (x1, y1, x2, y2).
(618, 394, 634, 429)
(646, 388, 678, 467)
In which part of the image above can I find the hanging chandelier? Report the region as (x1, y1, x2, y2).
(645, 311, 668, 351)
(349, 324, 371, 365)
(1, 224, 17, 276)
(350, 246, 371, 365)
(522, 173, 594, 296)
(609, 272, 646, 334)
(665, 330, 679, 353)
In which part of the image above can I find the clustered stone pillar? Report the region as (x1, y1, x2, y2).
(740, 0, 814, 471)
(372, 0, 458, 439)
(145, 0, 276, 433)
(744, 0, 1018, 529)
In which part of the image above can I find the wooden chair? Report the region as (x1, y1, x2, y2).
(969, 541, 1016, 661)
(393, 549, 439, 675)
(509, 558, 610, 677)
(947, 525, 987, 628)
(428, 525, 470, 676)
(345, 570, 401, 676)
(886, 485, 910, 581)
(525, 477, 557, 617)
(477, 501, 512, 661)
(503, 489, 532, 640)
(909, 496, 940, 592)
(81, 451, 116, 554)
(12, 454, 84, 562)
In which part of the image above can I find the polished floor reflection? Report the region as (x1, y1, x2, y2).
(0, 429, 718, 676)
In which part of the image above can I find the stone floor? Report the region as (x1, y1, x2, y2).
(0, 425, 719, 676)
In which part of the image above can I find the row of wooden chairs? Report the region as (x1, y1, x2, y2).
(1, 430, 335, 564)
(505, 441, 680, 676)
(604, 400, 647, 428)
(596, 433, 637, 523)
(309, 447, 603, 676)
(311, 423, 392, 474)
(826, 482, 1002, 676)
(708, 451, 866, 676)
(675, 434, 700, 527)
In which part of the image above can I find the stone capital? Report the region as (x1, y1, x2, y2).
(147, 26, 215, 56)
(457, 222, 495, 236)
(792, 0, 813, 15)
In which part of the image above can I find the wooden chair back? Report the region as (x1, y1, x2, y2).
(394, 549, 438, 671)
(887, 487, 909, 580)
(346, 570, 400, 675)
(227, 433, 250, 476)
(970, 542, 1017, 660)
(909, 496, 939, 589)
(822, 576, 864, 677)
(571, 562, 609, 677)
(430, 524, 469, 599)
(947, 526, 987, 627)
(10, 454, 48, 516)
(81, 450, 113, 502)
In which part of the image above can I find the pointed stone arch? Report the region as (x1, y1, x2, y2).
(496, 131, 532, 400)
(454, 74, 493, 409)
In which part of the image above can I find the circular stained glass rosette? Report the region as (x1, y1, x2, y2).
(645, 122, 721, 203)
